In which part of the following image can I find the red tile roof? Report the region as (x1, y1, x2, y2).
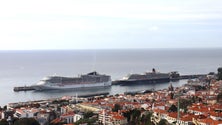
(51, 118, 61, 124)
(112, 115, 125, 120)
(61, 112, 75, 117)
(180, 114, 197, 121)
(198, 118, 222, 125)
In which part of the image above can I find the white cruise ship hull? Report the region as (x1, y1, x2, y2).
(32, 81, 112, 91)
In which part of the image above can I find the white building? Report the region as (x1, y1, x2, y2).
(98, 110, 127, 125)
(60, 112, 75, 124)
(74, 114, 83, 122)
(14, 108, 39, 118)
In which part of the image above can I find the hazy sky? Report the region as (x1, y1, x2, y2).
(0, 0, 222, 50)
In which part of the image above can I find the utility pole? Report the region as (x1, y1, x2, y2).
(76, 93, 78, 103)
(177, 97, 180, 125)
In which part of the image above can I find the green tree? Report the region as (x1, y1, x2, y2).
(217, 92, 222, 103)
(0, 119, 9, 125)
(13, 118, 40, 125)
(141, 112, 153, 125)
(123, 111, 131, 122)
(3, 106, 7, 110)
(168, 104, 177, 112)
(218, 67, 222, 80)
(75, 118, 96, 125)
(179, 98, 192, 112)
(50, 121, 66, 125)
(123, 109, 142, 125)
(112, 104, 121, 112)
(131, 109, 141, 124)
(83, 112, 94, 119)
(74, 111, 96, 125)
(158, 119, 169, 125)
(169, 92, 174, 99)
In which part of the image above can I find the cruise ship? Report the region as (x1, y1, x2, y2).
(113, 69, 179, 85)
(31, 72, 112, 90)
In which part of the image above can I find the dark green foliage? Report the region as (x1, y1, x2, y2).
(74, 118, 96, 125)
(12, 118, 19, 125)
(195, 86, 207, 91)
(217, 92, 222, 103)
(168, 104, 177, 112)
(218, 67, 222, 80)
(50, 122, 66, 125)
(141, 112, 153, 125)
(191, 96, 202, 103)
(13, 118, 40, 125)
(0, 119, 9, 125)
(3, 106, 7, 110)
(49, 111, 58, 122)
(83, 112, 94, 119)
(191, 96, 195, 103)
(179, 98, 192, 112)
(52, 100, 69, 105)
(158, 119, 169, 125)
(50, 121, 67, 125)
(123, 110, 154, 125)
(14, 103, 40, 109)
(74, 112, 96, 125)
(123, 109, 141, 125)
(169, 92, 174, 99)
(123, 111, 131, 122)
(131, 109, 141, 123)
(112, 104, 122, 112)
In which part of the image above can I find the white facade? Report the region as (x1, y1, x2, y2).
(14, 108, 39, 118)
(1, 111, 4, 119)
(98, 110, 127, 125)
(60, 114, 75, 124)
(74, 114, 83, 122)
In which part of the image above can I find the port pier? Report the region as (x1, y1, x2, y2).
(13, 74, 207, 92)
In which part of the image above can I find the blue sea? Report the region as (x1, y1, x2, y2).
(0, 48, 222, 106)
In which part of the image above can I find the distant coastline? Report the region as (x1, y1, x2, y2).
(0, 47, 222, 51)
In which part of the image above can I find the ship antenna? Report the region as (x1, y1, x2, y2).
(91, 50, 97, 71)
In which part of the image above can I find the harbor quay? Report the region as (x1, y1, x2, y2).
(13, 72, 207, 92)
(2, 73, 222, 125)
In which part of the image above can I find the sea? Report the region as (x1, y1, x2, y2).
(0, 48, 222, 106)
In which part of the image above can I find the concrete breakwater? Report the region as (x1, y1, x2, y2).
(179, 74, 207, 79)
(13, 86, 35, 92)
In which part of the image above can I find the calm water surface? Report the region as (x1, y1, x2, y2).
(0, 48, 221, 106)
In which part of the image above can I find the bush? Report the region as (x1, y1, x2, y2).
(218, 67, 222, 80)
(13, 118, 40, 125)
